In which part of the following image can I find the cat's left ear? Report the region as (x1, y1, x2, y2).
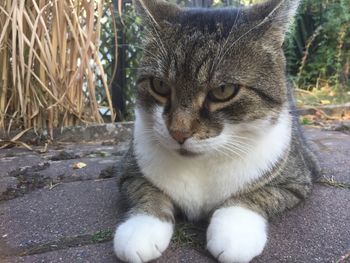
(248, 0, 300, 47)
(133, 0, 181, 29)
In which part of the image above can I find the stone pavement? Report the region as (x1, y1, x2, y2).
(0, 124, 349, 263)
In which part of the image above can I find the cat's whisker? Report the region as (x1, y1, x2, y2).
(233, 8, 242, 27)
(222, 140, 251, 155)
(224, 139, 254, 151)
(118, 43, 162, 60)
(110, 11, 143, 24)
(223, 145, 250, 157)
(226, 139, 253, 150)
(228, 140, 255, 149)
(228, 135, 256, 143)
(143, 21, 169, 62)
(126, 67, 148, 71)
(212, 9, 242, 74)
(213, 147, 234, 159)
(223, 145, 249, 158)
(218, 148, 244, 161)
(217, 143, 246, 160)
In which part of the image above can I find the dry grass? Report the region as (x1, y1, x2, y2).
(0, 0, 115, 138)
(295, 85, 350, 107)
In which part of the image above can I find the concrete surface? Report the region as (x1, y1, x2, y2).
(0, 124, 349, 263)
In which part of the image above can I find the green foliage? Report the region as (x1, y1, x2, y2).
(100, 1, 143, 119)
(285, 0, 350, 93)
(91, 230, 113, 243)
(118, 4, 143, 118)
(299, 116, 312, 125)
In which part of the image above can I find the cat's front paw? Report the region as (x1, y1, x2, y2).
(113, 214, 173, 263)
(207, 206, 267, 263)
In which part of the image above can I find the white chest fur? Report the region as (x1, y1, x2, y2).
(133, 108, 291, 220)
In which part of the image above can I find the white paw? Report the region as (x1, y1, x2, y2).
(113, 214, 173, 263)
(207, 206, 267, 263)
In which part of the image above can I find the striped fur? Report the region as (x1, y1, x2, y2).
(114, 1, 319, 262)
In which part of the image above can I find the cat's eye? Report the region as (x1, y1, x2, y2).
(208, 84, 240, 102)
(150, 78, 171, 97)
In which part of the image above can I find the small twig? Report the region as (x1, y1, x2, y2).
(48, 182, 62, 190)
(0, 127, 33, 150)
(297, 26, 323, 85)
(38, 142, 48, 153)
(317, 176, 350, 189)
(0, 140, 33, 150)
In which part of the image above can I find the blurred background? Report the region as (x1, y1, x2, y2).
(0, 0, 349, 137)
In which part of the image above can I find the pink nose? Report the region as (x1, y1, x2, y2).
(169, 130, 192, 144)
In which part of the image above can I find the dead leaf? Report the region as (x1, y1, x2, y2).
(73, 162, 87, 169)
(320, 100, 331, 105)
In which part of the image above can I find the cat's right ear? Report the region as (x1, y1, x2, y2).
(133, 0, 181, 28)
(246, 0, 301, 47)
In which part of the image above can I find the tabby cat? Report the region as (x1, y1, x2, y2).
(113, 0, 319, 262)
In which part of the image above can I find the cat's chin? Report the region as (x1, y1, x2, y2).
(177, 148, 202, 157)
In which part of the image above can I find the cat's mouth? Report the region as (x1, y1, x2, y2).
(177, 148, 201, 157)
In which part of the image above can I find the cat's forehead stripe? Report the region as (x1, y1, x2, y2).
(169, 39, 213, 84)
(178, 8, 243, 37)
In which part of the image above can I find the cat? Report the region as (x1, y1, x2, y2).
(113, 0, 319, 262)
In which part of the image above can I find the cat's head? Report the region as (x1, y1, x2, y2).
(134, 0, 298, 157)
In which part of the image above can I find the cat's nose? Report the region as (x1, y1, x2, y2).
(169, 130, 192, 144)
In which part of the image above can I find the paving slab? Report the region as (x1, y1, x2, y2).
(2, 186, 349, 262)
(0, 155, 44, 178)
(0, 122, 133, 144)
(304, 126, 350, 184)
(0, 142, 127, 201)
(1, 243, 118, 263)
(0, 125, 349, 263)
(0, 179, 120, 257)
(3, 243, 217, 263)
(34, 156, 122, 182)
(0, 177, 18, 196)
(253, 185, 350, 263)
(154, 245, 215, 263)
(42, 141, 129, 160)
(0, 141, 129, 177)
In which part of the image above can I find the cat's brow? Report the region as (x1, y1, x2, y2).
(248, 86, 282, 105)
(194, 53, 211, 83)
